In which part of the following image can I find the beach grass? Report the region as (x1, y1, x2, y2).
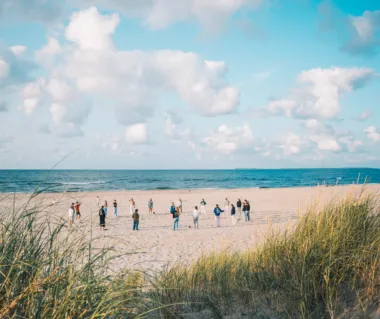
(150, 192, 380, 318)
(0, 190, 379, 318)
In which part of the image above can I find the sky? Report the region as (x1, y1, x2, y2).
(0, 0, 379, 169)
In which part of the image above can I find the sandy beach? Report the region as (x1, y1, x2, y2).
(2, 184, 379, 272)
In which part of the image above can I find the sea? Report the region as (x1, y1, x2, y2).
(0, 168, 379, 194)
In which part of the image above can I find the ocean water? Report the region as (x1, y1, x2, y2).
(0, 168, 379, 193)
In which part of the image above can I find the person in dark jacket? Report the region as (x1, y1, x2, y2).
(99, 205, 106, 230)
(242, 200, 248, 223)
(246, 200, 251, 221)
(236, 199, 242, 219)
(132, 209, 140, 231)
(231, 204, 236, 225)
(213, 204, 224, 227)
(170, 202, 179, 231)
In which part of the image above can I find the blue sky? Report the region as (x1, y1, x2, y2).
(0, 0, 379, 169)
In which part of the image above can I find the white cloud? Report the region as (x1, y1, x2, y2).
(35, 37, 62, 63)
(74, 0, 263, 32)
(267, 67, 375, 120)
(202, 123, 254, 154)
(125, 123, 148, 144)
(364, 126, 380, 142)
(339, 136, 363, 152)
(310, 135, 341, 152)
(65, 7, 119, 51)
(58, 7, 239, 121)
(20, 79, 45, 115)
(279, 132, 304, 155)
(353, 109, 372, 121)
(10, 46, 27, 56)
(344, 10, 380, 55)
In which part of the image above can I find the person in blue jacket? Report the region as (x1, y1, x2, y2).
(170, 202, 179, 231)
(213, 204, 224, 227)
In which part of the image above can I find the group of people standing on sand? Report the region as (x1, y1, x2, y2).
(67, 196, 251, 232)
(170, 197, 251, 231)
(97, 197, 152, 231)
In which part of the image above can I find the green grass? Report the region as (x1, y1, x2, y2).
(0, 191, 379, 318)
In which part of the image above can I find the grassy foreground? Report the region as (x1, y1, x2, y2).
(0, 192, 379, 318)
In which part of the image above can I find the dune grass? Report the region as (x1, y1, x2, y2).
(150, 193, 380, 318)
(0, 191, 379, 318)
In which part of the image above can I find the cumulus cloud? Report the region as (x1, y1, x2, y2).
(10, 46, 27, 56)
(267, 67, 375, 120)
(20, 79, 45, 115)
(202, 124, 254, 154)
(318, 2, 380, 56)
(35, 37, 62, 65)
(310, 135, 341, 152)
(278, 132, 305, 155)
(125, 123, 149, 144)
(364, 126, 380, 142)
(72, 0, 263, 32)
(58, 7, 239, 122)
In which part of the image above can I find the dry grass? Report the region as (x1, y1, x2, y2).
(0, 190, 379, 318)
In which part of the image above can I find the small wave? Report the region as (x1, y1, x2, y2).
(58, 181, 106, 185)
(154, 186, 175, 190)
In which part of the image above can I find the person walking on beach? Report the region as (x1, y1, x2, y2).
(170, 202, 179, 231)
(129, 198, 135, 216)
(113, 199, 118, 217)
(224, 198, 230, 216)
(200, 198, 207, 214)
(132, 209, 140, 231)
(176, 198, 183, 215)
(231, 204, 236, 225)
(246, 200, 251, 221)
(242, 200, 248, 223)
(96, 196, 100, 207)
(214, 204, 224, 228)
(148, 198, 153, 214)
(74, 201, 81, 221)
(104, 200, 108, 216)
(68, 204, 75, 226)
(193, 206, 200, 229)
(99, 205, 106, 231)
(236, 199, 242, 219)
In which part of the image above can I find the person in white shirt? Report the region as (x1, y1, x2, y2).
(129, 198, 135, 216)
(200, 198, 207, 214)
(224, 198, 230, 216)
(96, 196, 100, 207)
(193, 206, 200, 229)
(68, 204, 75, 226)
